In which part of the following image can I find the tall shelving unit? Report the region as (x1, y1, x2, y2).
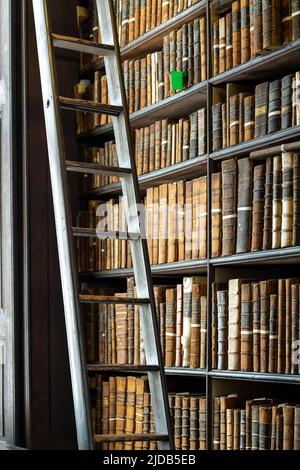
(76, 0, 300, 449)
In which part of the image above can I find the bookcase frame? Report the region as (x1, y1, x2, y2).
(77, 0, 300, 449)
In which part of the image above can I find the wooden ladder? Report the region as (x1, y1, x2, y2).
(32, 0, 174, 450)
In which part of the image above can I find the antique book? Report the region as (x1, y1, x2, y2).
(285, 278, 298, 374)
(283, 404, 295, 450)
(199, 176, 207, 259)
(281, 152, 294, 247)
(251, 163, 265, 251)
(232, 0, 241, 67)
(211, 172, 222, 257)
(240, 409, 246, 450)
(259, 406, 272, 450)
(229, 94, 239, 146)
(252, 282, 261, 372)
(213, 397, 221, 450)
(294, 406, 300, 449)
(213, 20, 219, 76)
(115, 293, 128, 364)
(262, 0, 281, 51)
(181, 396, 190, 450)
(240, 283, 252, 371)
(253, 0, 263, 55)
(142, 392, 150, 451)
(165, 288, 176, 367)
(262, 157, 273, 250)
(185, 180, 193, 260)
(219, 16, 226, 74)
(244, 95, 255, 140)
(190, 397, 199, 450)
(135, 377, 146, 451)
(124, 376, 136, 451)
(254, 82, 269, 138)
(268, 294, 278, 373)
(115, 376, 127, 450)
(217, 290, 229, 370)
(268, 79, 282, 133)
(291, 284, 299, 374)
(167, 182, 177, 263)
(277, 279, 286, 373)
(226, 12, 233, 71)
(177, 181, 185, 261)
(228, 279, 242, 370)
(236, 157, 253, 253)
(200, 16, 207, 81)
(158, 184, 168, 264)
(292, 0, 300, 40)
(241, 0, 250, 63)
(199, 397, 207, 450)
(174, 395, 182, 449)
(127, 278, 135, 364)
(222, 159, 237, 256)
(293, 153, 300, 245)
(260, 280, 277, 373)
(272, 155, 282, 249)
(193, 19, 201, 83)
(108, 377, 116, 450)
(282, 0, 292, 43)
(198, 108, 206, 155)
(190, 112, 198, 160)
(222, 103, 227, 148)
(200, 296, 207, 369)
(281, 74, 293, 129)
(212, 103, 223, 151)
(175, 284, 183, 367)
(190, 284, 201, 369)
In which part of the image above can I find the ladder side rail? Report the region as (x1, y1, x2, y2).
(32, 0, 93, 450)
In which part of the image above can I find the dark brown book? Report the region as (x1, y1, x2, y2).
(232, 1, 241, 67)
(262, 157, 273, 250)
(241, 283, 252, 371)
(251, 163, 265, 251)
(285, 278, 298, 374)
(199, 397, 206, 450)
(254, 82, 269, 138)
(281, 74, 293, 130)
(190, 397, 199, 450)
(283, 405, 295, 450)
(252, 282, 260, 372)
(259, 406, 272, 450)
(293, 153, 300, 245)
(229, 94, 239, 146)
(193, 19, 201, 83)
(236, 157, 253, 253)
(277, 279, 286, 373)
(282, 0, 292, 43)
(272, 155, 282, 249)
(226, 12, 233, 71)
(260, 280, 277, 373)
(262, 0, 281, 51)
(212, 103, 223, 151)
(219, 17, 226, 74)
(165, 288, 176, 367)
(253, 0, 263, 55)
(268, 294, 278, 373)
(268, 79, 282, 133)
(222, 159, 237, 256)
(281, 152, 294, 248)
(241, 0, 250, 63)
(244, 95, 255, 141)
(213, 20, 219, 76)
(190, 284, 200, 369)
(292, 0, 300, 40)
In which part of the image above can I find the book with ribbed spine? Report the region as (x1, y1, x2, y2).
(222, 159, 237, 256)
(251, 163, 265, 251)
(237, 157, 253, 253)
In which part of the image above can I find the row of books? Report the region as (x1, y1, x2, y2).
(211, 154, 300, 257)
(84, 277, 207, 369)
(212, 73, 300, 151)
(212, 0, 300, 77)
(212, 278, 300, 374)
(89, 374, 206, 450)
(80, 143, 119, 192)
(214, 395, 300, 450)
(77, 176, 207, 271)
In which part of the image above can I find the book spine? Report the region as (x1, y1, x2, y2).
(244, 95, 255, 141)
(165, 288, 176, 367)
(175, 284, 183, 367)
(190, 283, 200, 368)
(292, 0, 300, 40)
(277, 279, 286, 373)
(281, 152, 294, 247)
(241, 283, 253, 371)
(281, 75, 293, 130)
(268, 294, 278, 373)
(212, 103, 223, 151)
(211, 172, 222, 258)
(253, 0, 263, 55)
(213, 20, 219, 77)
(217, 290, 228, 370)
(228, 279, 241, 370)
(254, 82, 269, 138)
(272, 155, 282, 249)
(268, 79, 282, 133)
(226, 12, 233, 71)
(232, 0, 241, 67)
(229, 94, 240, 146)
(221, 159, 237, 256)
(252, 282, 260, 372)
(200, 295, 207, 369)
(219, 17, 226, 74)
(282, 0, 292, 43)
(236, 157, 253, 253)
(262, 157, 273, 250)
(241, 0, 250, 63)
(190, 397, 199, 450)
(291, 284, 299, 374)
(293, 153, 300, 245)
(251, 163, 265, 252)
(259, 406, 272, 450)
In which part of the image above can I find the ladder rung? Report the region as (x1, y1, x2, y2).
(66, 160, 131, 176)
(94, 433, 169, 443)
(72, 227, 140, 240)
(59, 97, 122, 116)
(80, 295, 150, 305)
(86, 364, 160, 372)
(52, 34, 115, 56)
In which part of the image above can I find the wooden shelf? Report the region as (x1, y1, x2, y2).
(210, 125, 300, 161)
(79, 0, 207, 79)
(80, 154, 207, 199)
(78, 81, 207, 143)
(79, 259, 207, 281)
(211, 246, 300, 267)
(209, 370, 300, 384)
(210, 38, 300, 85)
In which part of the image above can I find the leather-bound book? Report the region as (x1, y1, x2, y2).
(108, 377, 116, 450)
(193, 19, 201, 84)
(146, 54, 152, 106)
(277, 279, 286, 373)
(253, 0, 263, 55)
(156, 0, 162, 25)
(292, 0, 300, 40)
(115, 293, 128, 364)
(229, 94, 239, 146)
(175, 284, 183, 367)
(181, 396, 190, 450)
(281, 152, 294, 247)
(240, 409, 246, 450)
(124, 376, 136, 451)
(282, 0, 292, 43)
(127, 277, 135, 364)
(276, 405, 284, 450)
(211, 283, 218, 369)
(241, 283, 252, 371)
(270, 405, 277, 450)
(294, 406, 300, 449)
(135, 129, 142, 176)
(93, 71, 101, 129)
(226, 12, 233, 71)
(182, 23, 188, 89)
(162, 0, 169, 23)
(291, 284, 299, 374)
(272, 155, 282, 249)
(241, 0, 250, 63)
(101, 380, 109, 450)
(198, 108, 206, 155)
(163, 36, 170, 99)
(157, 51, 164, 102)
(285, 278, 298, 374)
(254, 82, 269, 138)
(177, 181, 185, 261)
(188, 22, 194, 88)
(120, 1, 129, 47)
(219, 17, 226, 74)
(200, 16, 207, 81)
(233, 409, 241, 450)
(168, 182, 177, 263)
(185, 181, 193, 260)
(222, 103, 227, 148)
(158, 184, 168, 264)
(199, 176, 207, 259)
(200, 296, 207, 369)
(262, 157, 273, 250)
(140, 58, 147, 108)
(134, 303, 140, 365)
(239, 92, 249, 143)
(128, 61, 135, 114)
(115, 376, 127, 450)
(251, 163, 265, 251)
(190, 397, 199, 450)
(228, 279, 242, 370)
(152, 186, 159, 264)
(212, 103, 223, 151)
(262, 0, 281, 50)
(237, 157, 253, 253)
(190, 284, 200, 369)
(281, 74, 293, 129)
(260, 280, 277, 372)
(268, 294, 278, 373)
(213, 397, 221, 450)
(135, 377, 146, 450)
(259, 406, 272, 450)
(199, 397, 206, 450)
(182, 118, 190, 161)
(244, 95, 255, 140)
(134, 60, 141, 113)
(232, 1, 241, 67)
(268, 79, 282, 133)
(217, 290, 229, 370)
(221, 159, 237, 256)
(165, 288, 176, 367)
(140, 0, 146, 35)
(213, 20, 219, 76)
(84, 300, 98, 364)
(283, 405, 295, 450)
(161, 119, 168, 168)
(293, 153, 300, 245)
(143, 125, 150, 174)
(142, 392, 150, 451)
(149, 123, 155, 172)
(190, 111, 198, 159)
(160, 302, 166, 363)
(146, 187, 153, 263)
(134, 0, 140, 39)
(176, 27, 183, 79)
(95, 374, 102, 437)
(252, 282, 260, 372)
(226, 408, 234, 450)
(211, 172, 222, 257)
(174, 395, 182, 450)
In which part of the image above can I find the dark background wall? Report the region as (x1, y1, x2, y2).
(23, 0, 81, 449)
